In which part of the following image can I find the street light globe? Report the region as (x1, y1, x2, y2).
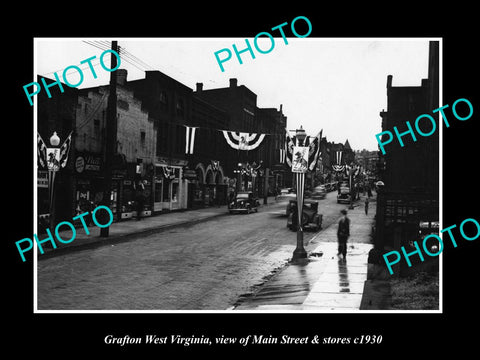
(50, 131, 60, 146)
(296, 126, 307, 144)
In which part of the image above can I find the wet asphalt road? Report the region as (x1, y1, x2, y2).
(37, 192, 346, 310)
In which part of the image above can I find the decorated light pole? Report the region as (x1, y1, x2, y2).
(291, 127, 308, 260)
(37, 131, 72, 230)
(286, 126, 322, 262)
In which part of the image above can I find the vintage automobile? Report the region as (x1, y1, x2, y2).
(228, 191, 260, 214)
(287, 199, 323, 231)
(311, 185, 327, 200)
(276, 188, 296, 207)
(337, 183, 351, 204)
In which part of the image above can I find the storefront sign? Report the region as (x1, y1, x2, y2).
(75, 153, 102, 173)
(38, 171, 48, 188)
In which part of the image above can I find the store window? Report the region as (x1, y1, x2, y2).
(172, 181, 179, 203)
(154, 179, 163, 203)
(162, 179, 170, 202)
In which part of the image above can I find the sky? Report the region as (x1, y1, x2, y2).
(35, 38, 434, 151)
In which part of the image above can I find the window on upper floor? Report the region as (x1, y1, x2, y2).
(176, 98, 185, 117)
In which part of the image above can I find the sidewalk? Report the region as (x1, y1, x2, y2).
(41, 196, 278, 256)
(233, 195, 376, 311)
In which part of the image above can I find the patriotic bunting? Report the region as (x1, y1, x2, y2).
(336, 151, 343, 166)
(37, 131, 72, 170)
(163, 166, 175, 179)
(333, 150, 345, 172)
(285, 128, 323, 172)
(222, 131, 265, 151)
(184, 126, 197, 154)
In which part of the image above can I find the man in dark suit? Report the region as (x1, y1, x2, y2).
(337, 209, 350, 259)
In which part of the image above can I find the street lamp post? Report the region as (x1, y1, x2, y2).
(349, 165, 355, 210)
(292, 126, 308, 261)
(47, 132, 60, 230)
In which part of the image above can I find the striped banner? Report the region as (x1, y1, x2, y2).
(185, 126, 197, 154)
(222, 131, 265, 151)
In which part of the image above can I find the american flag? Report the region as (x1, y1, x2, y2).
(285, 129, 295, 167)
(59, 132, 72, 168)
(37, 133, 47, 168)
(307, 129, 322, 171)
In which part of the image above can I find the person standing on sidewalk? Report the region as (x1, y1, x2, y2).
(135, 180, 146, 221)
(365, 197, 369, 215)
(337, 209, 350, 260)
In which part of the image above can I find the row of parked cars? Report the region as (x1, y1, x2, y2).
(227, 182, 339, 232)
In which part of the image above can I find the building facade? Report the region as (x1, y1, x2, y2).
(37, 69, 290, 227)
(75, 74, 156, 221)
(375, 41, 440, 255)
(194, 78, 287, 196)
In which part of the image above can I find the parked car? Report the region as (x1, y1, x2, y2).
(287, 199, 323, 231)
(311, 185, 327, 200)
(337, 183, 351, 204)
(229, 191, 260, 214)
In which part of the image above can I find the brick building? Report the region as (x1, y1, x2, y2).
(194, 78, 287, 195)
(37, 69, 290, 226)
(127, 70, 194, 212)
(75, 72, 156, 220)
(375, 41, 440, 254)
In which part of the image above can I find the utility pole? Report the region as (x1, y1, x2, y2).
(100, 40, 118, 237)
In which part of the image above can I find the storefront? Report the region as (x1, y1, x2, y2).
(192, 161, 227, 207)
(74, 152, 105, 218)
(73, 152, 154, 222)
(118, 160, 153, 220)
(37, 170, 50, 229)
(153, 164, 187, 212)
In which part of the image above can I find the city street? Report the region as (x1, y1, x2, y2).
(37, 191, 348, 310)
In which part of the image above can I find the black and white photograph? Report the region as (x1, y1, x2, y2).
(6, 7, 480, 357)
(32, 37, 440, 313)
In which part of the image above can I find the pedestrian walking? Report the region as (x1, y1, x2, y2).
(337, 209, 350, 260)
(365, 197, 369, 215)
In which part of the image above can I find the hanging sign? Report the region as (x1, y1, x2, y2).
(291, 146, 309, 173)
